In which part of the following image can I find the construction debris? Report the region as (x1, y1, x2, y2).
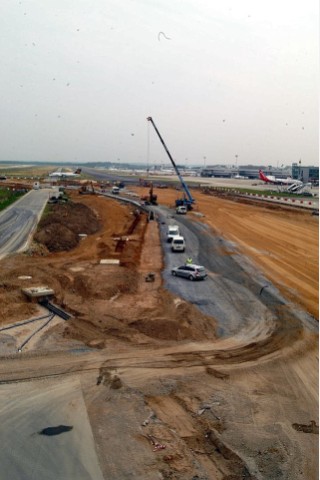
(146, 434, 166, 452)
(100, 259, 120, 265)
(145, 273, 155, 282)
(22, 286, 55, 302)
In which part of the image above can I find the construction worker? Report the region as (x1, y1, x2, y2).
(186, 257, 193, 265)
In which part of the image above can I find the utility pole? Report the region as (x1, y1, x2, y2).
(299, 159, 302, 181)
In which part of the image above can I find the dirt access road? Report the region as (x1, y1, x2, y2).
(0, 186, 318, 479)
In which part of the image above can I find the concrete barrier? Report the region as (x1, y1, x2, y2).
(236, 192, 317, 210)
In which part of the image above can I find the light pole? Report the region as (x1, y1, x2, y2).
(299, 159, 302, 181)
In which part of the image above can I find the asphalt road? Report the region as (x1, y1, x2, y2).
(0, 189, 49, 259)
(81, 167, 139, 186)
(156, 206, 316, 338)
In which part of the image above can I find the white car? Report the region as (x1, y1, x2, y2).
(171, 235, 186, 252)
(176, 205, 187, 214)
(167, 225, 180, 242)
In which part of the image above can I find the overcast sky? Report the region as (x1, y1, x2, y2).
(0, 0, 318, 167)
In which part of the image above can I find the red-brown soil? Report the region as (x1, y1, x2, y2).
(0, 191, 217, 346)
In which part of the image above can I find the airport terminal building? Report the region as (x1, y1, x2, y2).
(292, 163, 319, 184)
(201, 164, 319, 183)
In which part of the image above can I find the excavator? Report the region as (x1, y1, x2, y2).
(147, 116, 195, 210)
(148, 183, 158, 205)
(79, 181, 95, 195)
(141, 182, 158, 205)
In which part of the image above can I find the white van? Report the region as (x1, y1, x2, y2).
(176, 205, 187, 214)
(171, 235, 186, 252)
(167, 225, 180, 243)
(111, 186, 120, 194)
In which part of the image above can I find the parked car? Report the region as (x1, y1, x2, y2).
(171, 264, 207, 281)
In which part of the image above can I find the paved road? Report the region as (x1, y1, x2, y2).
(0, 377, 104, 480)
(81, 166, 139, 185)
(156, 206, 316, 339)
(0, 189, 49, 259)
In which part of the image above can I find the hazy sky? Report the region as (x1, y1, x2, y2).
(0, 0, 318, 167)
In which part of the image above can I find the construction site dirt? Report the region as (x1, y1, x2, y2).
(0, 186, 318, 480)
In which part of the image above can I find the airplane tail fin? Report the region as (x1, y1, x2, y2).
(259, 170, 268, 182)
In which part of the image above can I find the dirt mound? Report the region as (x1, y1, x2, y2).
(35, 224, 80, 252)
(34, 202, 100, 252)
(71, 268, 139, 300)
(0, 273, 39, 322)
(127, 290, 217, 342)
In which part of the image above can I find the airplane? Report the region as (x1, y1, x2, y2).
(234, 174, 249, 179)
(49, 168, 82, 178)
(147, 168, 175, 176)
(258, 170, 302, 186)
(181, 170, 199, 177)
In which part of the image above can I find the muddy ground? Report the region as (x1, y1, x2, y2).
(0, 186, 318, 479)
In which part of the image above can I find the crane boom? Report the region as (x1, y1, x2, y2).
(147, 116, 195, 208)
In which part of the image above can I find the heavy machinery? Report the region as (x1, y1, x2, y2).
(147, 116, 195, 210)
(141, 182, 158, 205)
(148, 182, 158, 205)
(79, 181, 95, 194)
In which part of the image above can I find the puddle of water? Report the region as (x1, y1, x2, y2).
(38, 425, 73, 436)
